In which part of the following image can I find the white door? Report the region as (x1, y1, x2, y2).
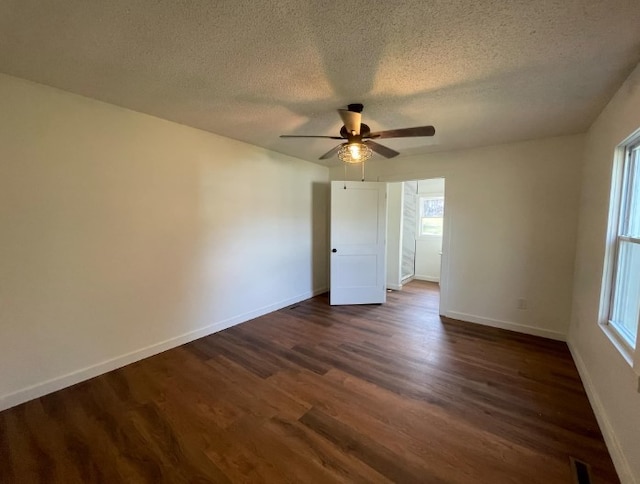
(330, 181, 387, 305)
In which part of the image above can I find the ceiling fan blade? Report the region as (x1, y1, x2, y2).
(280, 135, 344, 139)
(319, 144, 342, 160)
(338, 109, 361, 135)
(367, 125, 435, 139)
(365, 140, 400, 159)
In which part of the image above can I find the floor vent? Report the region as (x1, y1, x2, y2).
(570, 457, 593, 484)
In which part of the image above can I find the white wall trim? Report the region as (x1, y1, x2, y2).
(414, 275, 440, 283)
(567, 341, 635, 484)
(386, 283, 403, 291)
(0, 287, 327, 412)
(442, 310, 566, 341)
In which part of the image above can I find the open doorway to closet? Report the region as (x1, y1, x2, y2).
(386, 178, 445, 292)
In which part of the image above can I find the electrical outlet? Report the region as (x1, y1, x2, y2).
(517, 298, 528, 310)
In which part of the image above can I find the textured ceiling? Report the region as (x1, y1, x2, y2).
(1, 1, 640, 165)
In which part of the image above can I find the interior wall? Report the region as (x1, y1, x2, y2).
(331, 134, 584, 340)
(414, 178, 445, 282)
(0, 74, 329, 410)
(569, 63, 640, 484)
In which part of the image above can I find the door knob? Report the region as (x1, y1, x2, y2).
(332, 248, 337, 253)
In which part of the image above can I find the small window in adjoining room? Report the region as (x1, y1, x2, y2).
(418, 196, 444, 237)
(608, 139, 640, 350)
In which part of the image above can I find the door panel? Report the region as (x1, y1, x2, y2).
(330, 181, 387, 305)
(401, 180, 417, 280)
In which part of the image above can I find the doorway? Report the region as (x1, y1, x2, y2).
(386, 178, 446, 294)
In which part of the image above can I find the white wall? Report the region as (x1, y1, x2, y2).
(330, 134, 584, 340)
(0, 74, 329, 410)
(415, 178, 445, 282)
(569, 63, 640, 484)
(386, 182, 403, 290)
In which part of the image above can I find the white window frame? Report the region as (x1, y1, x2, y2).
(602, 130, 640, 366)
(416, 195, 444, 239)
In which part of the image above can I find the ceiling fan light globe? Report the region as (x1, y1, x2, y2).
(338, 143, 372, 164)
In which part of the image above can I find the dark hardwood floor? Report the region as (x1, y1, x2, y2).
(0, 281, 618, 483)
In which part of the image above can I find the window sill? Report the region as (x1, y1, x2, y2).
(600, 322, 635, 368)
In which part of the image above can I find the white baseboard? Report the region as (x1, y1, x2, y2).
(442, 310, 566, 341)
(0, 287, 327, 412)
(414, 275, 440, 283)
(567, 341, 635, 484)
(386, 283, 403, 291)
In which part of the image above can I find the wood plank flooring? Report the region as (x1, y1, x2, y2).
(0, 281, 618, 483)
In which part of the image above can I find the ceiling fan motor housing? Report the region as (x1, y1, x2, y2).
(340, 123, 370, 141)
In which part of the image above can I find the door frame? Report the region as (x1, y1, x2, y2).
(383, 173, 451, 316)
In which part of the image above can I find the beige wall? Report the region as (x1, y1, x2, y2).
(0, 74, 329, 410)
(332, 134, 584, 340)
(569, 63, 640, 484)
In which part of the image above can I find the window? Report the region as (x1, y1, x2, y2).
(418, 196, 444, 236)
(608, 140, 640, 349)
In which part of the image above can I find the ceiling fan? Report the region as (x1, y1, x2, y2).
(280, 103, 435, 163)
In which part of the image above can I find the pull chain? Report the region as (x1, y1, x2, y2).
(343, 163, 347, 189)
